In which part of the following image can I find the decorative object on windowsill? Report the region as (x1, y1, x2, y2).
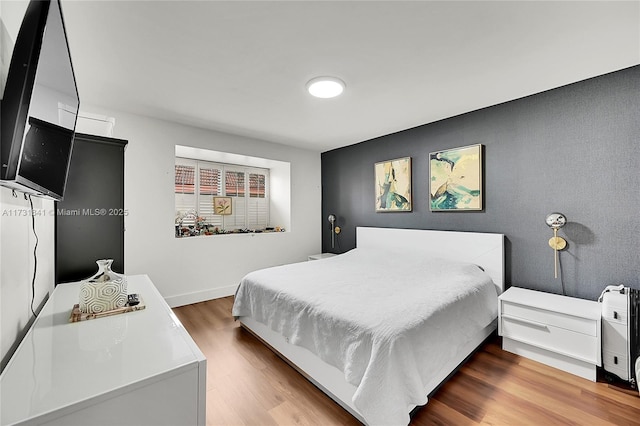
(545, 212, 567, 279)
(430, 144, 483, 211)
(196, 216, 206, 228)
(79, 259, 128, 314)
(375, 157, 412, 212)
(213, 196, 232, 215)
(175, 209, 218, 237)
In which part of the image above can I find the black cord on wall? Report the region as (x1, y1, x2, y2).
(558, 251, 566, 296)
(27, 194, 38, 317)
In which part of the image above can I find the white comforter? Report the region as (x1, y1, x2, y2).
(232, 248, 498, 425)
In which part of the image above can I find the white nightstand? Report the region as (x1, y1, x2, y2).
(498, 287, 601, 381)
(308, 253, 337, 261)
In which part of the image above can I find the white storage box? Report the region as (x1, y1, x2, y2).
(599, 285, 640, 389)
(602, 289, 630, 381)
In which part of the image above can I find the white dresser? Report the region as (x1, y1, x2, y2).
(0, 275, 206, 425)
(498, 287, 601, 381)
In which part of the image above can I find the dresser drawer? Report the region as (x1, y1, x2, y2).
(501, 301, 598, 336)
(501, 315, 599, 364)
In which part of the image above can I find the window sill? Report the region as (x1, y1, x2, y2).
(175, 229, 287, 239)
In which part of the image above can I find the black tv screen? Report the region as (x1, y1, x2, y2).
(0, 0, 79, 200)
(19, 117, 74, 198)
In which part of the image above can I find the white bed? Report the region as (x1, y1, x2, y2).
(232, 227, 504, 425)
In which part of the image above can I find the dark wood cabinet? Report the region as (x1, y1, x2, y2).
(55, 133, 127, 284)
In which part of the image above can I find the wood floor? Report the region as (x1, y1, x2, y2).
(173, 296, 640, 425)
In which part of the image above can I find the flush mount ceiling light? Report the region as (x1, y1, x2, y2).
(306, 76, 345, 98)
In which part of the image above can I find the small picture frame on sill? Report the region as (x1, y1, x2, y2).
(213, 197, 232, 215)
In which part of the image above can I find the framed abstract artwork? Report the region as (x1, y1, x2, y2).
(375, 157, 412, 212)
(429, 144, 483, 211)
(213, 196, 232, 215)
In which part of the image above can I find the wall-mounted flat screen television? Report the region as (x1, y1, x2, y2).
(0, 0, 79, 201)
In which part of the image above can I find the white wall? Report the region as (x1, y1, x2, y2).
(0, 0, 56, 371)
(0, 0, 320, 365)
(83, 105, 322, 307)
(1, 1, 29, 96)
(0, 189, 55, 370)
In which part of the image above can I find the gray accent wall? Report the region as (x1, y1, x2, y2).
(321, 65, 640, 301)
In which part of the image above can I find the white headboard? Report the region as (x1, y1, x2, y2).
(356, 227, 505, 294)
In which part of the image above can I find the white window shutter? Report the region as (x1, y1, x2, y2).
(247, 197, 268, 229)
(224, 196, 246, 229)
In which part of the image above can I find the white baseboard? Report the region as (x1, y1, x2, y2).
(164, 284, 237, 308)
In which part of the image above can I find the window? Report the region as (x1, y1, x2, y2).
(175, 158, 269, 237)
(225, 171, 245, 197)
(174, 165, 195, 194)
(175, 164, 196, 228)
(250, 173, 265, 198)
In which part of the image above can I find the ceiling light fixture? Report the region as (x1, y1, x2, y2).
(306, 76, 345, 98)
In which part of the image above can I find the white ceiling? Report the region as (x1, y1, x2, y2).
(61, 1, 640, 152)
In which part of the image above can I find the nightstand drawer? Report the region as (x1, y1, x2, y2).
(501, 315, 599, 364)
(502, 302, 597, 336)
